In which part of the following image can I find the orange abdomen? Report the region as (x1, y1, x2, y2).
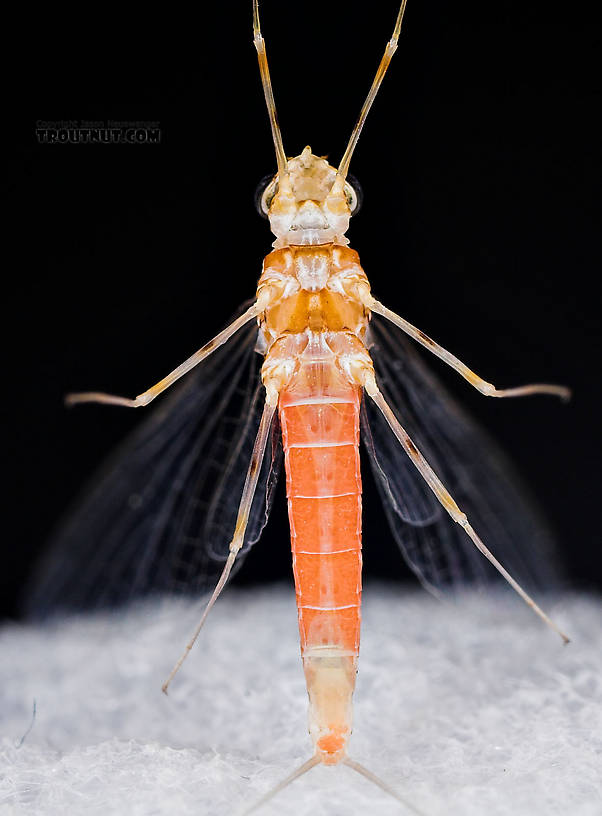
(280, 394, 362, 657)
(279, 372, 362, 763)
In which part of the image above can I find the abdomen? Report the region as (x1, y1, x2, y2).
(279, 360, 362, 764)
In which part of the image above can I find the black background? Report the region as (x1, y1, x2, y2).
(5, 1, 600, 619)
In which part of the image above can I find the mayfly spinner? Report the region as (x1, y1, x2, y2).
(31, 0, 571, 810)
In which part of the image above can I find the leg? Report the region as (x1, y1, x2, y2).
(66, 302, 259, 408)
(364, 375, 570, 643)
(162, 396, 276, 693)
(362, 289, 570, 401)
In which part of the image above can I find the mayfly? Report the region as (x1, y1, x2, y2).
(28, 0, 571, 810)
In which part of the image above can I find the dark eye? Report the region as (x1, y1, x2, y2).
(344, 174, 363, 216)
(254, 173, 278, 218)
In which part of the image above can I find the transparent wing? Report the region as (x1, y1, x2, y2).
(363, 316, 563, 596)
(25, 306, 282, 618)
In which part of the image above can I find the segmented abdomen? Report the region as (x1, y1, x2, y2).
(280, 391, 362, 656)
(279, 361, 362, 764)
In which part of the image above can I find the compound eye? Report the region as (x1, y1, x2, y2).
(344, 174, 363, 216)
(254, 174, 278, 218)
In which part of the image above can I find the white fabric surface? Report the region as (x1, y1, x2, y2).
(1, 585, 600, 815)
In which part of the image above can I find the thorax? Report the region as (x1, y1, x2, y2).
(257, 243, 370, 350)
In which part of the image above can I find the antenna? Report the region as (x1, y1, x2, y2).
(253, 0, 289, 179)
(335, 0, 409, 188)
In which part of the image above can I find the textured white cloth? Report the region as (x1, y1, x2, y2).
(1, 585, 601, 816)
